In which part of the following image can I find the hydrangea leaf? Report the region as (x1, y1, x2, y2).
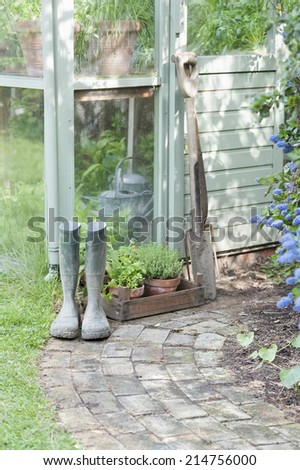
(258, 344, 277, 363)
(279, 365, 300, 389)
(291, 334, 300, 348)
(237, 332, 254, 348)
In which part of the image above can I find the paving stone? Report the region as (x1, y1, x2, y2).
(40, 368, 73, 388)
(45, 338, 76, 352)
(101, 358, 134, 376)
(134, 363, 169, 380)
(200, 399, 252, 422)
(241, 402, 294, 426)
(71, 354, 101, 371)
(176, 380, 222, 402)
(165, 363, 202, 381)
(194, 333, 226, 350)
(45, 385, 82, 410)
(256, 443, 299, 450)
(141, 380, 185, 401)
(39, 351, 71, 368)
(117, 432, 170, 450)
(138, 413, 191, 438)
(72, 371, 108, 392)
(194, 350, 223, 368)
(58, 406, 100, 432)
(109, 324, 145, 341)
(80, 391, 123, 414)
(181, 416, 240, 442)
(271, 423, 300, 443)
(137, 327, 170, 344)
(211, 438, 254, 450)
(184, 320, 233, 336)
(225, 421, 288, 446)
(71, 340, 105, 354)
(164, 331, 196, 347)
(200, 367, 237, 384)
(96, 411, 146, 435)
(163, 434, 211, 450)
(217, 385, 263, 405)
(106, 376, 146, 396)
(162, 346, 194, 364)
(118, 394, 164, 416)
(102, 343, 132, 358)
(131, 345, 163, 362)
(160, 398, 207, 419)
(73, 430, 125, 450)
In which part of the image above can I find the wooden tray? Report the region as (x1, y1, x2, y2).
(102, 278, 205, 321)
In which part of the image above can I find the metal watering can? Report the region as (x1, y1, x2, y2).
(98, 157, 153, 219)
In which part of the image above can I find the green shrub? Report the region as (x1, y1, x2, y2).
(138, 243, 184, 280)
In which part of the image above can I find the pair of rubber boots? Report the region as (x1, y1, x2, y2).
(50, 221, 111, 340)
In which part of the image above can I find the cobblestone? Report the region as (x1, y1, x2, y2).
(39, 302, 300, 450)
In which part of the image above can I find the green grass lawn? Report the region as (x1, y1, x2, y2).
(0, 137, 77, 450)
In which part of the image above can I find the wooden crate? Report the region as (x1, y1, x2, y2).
(102, 278, 205, 321)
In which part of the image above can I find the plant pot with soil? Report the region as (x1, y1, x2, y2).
(75, 0, 154, 76)
(103, 244, 146, 299)
(138, 243, 184, 296)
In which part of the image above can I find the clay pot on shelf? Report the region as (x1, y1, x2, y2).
(144, 277, 181, 296)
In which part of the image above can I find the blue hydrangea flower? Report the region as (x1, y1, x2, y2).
(264, 218, 274, 227)
(276, 140, 286, 148)
(248, 215, 263, 224)
(269, 134, 280, 143)
(293, 297, 300, 313)
(288, 162, 297, 172)
(271, 220, 283, 230)
(273, 189, 283, 196)
(278, 250, 297, 264)
(286, 277, 298, 285)
(282, 144, 294, 153)
(285, 183, 292, 190)
(277, 203, 289, 211)
(277, 296, 292, 308)
(294, 268, 300, 279)
(294, 208, 300, 215)
(292, 215, 300, 226)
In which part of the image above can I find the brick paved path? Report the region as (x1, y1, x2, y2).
(39, 302, 300, 450)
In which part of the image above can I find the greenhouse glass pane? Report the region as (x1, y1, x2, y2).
(0, 87, 44, 262)
(74, 90, 154, 245)
(0, 0, 43, 77)
(74, 0, 155, 78)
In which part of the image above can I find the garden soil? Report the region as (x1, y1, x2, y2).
(219, 261, 300, 423)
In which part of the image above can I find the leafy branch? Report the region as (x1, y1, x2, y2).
(237, 332, 300, 393)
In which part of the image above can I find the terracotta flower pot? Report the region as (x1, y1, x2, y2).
(144, 277, 181, 296)
(88, 20, 140, 76)
(110, 284, 144, 299)
(14, 20, 43, 77)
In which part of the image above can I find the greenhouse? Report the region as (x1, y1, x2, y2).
(0, 0, 285, 274)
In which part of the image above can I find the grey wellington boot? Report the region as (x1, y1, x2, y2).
(81, 221, 111, 340)
(50, 221, 81, 339)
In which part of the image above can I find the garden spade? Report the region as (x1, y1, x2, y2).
(172, 51, 216, 299)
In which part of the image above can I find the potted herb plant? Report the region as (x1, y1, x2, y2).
(103, 244, 146, 299)
(75, 0, 154, 75)
(2, 0, 43, 77)
(138, 243, 184, 296)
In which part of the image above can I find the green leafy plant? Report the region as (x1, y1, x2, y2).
(75, 0, 155, 73)
(103, 243, 146, 297)
(237, 332, 300, 393)
(187, 0, 270, 55)
(138, 242, 184, 280)
(75, 112, 127, 197)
